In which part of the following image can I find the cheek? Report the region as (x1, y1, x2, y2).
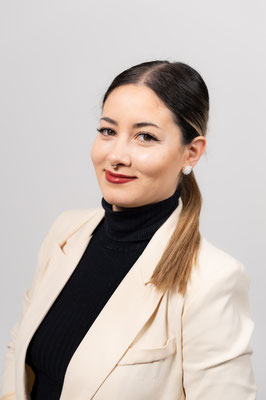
(90, 139, 107, 165)
(134, 147, 182, 177)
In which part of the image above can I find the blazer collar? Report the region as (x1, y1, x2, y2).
(16, 198, 183, 399)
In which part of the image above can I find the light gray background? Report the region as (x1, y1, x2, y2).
(0, 0, 265, 397)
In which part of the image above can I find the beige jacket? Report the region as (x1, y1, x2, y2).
(0, 200, 256, 399)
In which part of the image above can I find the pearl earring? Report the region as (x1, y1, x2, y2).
(182, 165, 192, 175)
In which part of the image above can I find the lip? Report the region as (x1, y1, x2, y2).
(104, 170, 137, 184)
(104, 169, 137, 178)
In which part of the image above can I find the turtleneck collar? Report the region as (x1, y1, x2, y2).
(100, 185, 181, 243)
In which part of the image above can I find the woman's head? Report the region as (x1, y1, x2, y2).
(91, 60, 209, 211)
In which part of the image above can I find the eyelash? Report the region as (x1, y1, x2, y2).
(96, 127, 159, 143)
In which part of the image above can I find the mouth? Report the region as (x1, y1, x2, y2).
(104, 169, 137, 178)
(104, 169, 137, 184)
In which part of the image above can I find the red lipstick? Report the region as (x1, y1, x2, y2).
(104, 169, 137, 184)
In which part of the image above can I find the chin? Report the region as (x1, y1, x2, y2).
(103, 192, 138, 208)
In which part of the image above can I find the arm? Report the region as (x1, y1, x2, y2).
(0, 211, 70, 400)
(181, 259, 256, 399)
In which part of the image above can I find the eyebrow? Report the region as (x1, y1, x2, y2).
(100, 117, 161, 129)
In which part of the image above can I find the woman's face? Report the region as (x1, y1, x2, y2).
(90, 84, 189, 211)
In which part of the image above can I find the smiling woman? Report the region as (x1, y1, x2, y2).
(0, 60, 256, 400)
(91, 83, 206, 215)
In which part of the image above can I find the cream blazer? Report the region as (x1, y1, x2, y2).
(0, 200, 257, 400)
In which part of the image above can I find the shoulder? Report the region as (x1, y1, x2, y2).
(198, 236, 245, 274)
(39, 207, 103, 259)
(50, 207, 102, 233)
(185, 236, 251, 301)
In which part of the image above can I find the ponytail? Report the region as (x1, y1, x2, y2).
(148, 171, 202, 296)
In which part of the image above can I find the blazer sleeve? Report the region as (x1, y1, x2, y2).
(0, 211, 71, 400)
(181, 259, 257, 400)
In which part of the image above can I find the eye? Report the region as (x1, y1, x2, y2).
(138, 132, 158, 142)
(97, 127, 115, 136)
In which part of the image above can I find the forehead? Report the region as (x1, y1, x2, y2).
(102, 84, 176, 127)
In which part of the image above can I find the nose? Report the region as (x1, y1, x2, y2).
(107, 137, 131, 168)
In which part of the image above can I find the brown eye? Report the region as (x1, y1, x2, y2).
(97, 127, 115, 136)
(138, 132, 158, 142)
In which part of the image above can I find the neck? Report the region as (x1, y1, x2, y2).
(100, 185, 181, 243)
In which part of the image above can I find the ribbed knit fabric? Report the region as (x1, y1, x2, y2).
(25, 186, 181, 399)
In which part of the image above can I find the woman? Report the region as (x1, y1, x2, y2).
(1, 60, 256, 400)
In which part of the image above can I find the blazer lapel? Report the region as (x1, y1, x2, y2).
(61, 199, 183, 400)
(17, 200, 183, 400)
(16, 209, 105, 398)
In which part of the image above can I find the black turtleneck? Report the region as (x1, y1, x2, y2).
(25, 186, 181, 400)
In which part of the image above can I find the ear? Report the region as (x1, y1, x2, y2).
(183, 136, 206, 168)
